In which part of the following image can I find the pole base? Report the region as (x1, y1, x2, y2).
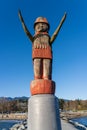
(30, 79, 55, 95)
(28, 94, 61, 130)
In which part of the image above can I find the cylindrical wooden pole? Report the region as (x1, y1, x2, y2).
(28, 95, 61, 130)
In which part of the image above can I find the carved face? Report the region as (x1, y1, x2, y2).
(35, 23, 49, 32)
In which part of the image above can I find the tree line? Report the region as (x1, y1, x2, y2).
(0, 97, 28, 113)
(0, 97, 87, 113)
(59, 99, 87, 111)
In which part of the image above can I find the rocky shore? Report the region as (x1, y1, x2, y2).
(60, 111, 87, 120)
(1, 111, 87, 120)
(2, 111, 87, 130)
(0, 113, 27, 120)
(10, 119, 78, 130)
(10, 120, 27, 130)
(9, 111, 79, 130)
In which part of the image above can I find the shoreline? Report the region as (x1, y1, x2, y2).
(0, 111, 87, 120)
(60, 111, 87, 130)
(9, 118, 79, 130)
(0, 113, 27, 120)
(60, 111, 87, 120)
(0, 111, 87, 130)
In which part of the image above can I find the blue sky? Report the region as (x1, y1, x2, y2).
(0, 0, 87, 99)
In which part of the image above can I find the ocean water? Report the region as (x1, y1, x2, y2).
(0, 120, 20, 130)
(70, 116, 87, 130)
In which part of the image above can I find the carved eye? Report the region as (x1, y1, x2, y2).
(37, 25, 41, 30)
(42, 24, 48, 31)
(35, 23, 41, 31)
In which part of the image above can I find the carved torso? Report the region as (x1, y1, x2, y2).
(32, 34, 52, 59)
(33, 33, 50, 48)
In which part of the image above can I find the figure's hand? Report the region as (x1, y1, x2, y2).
(50, 12, 67, 44)
(18, 10, 24, 23)
(18, 9, 33, 42)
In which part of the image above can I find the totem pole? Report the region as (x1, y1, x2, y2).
(18, 10, 66, 130)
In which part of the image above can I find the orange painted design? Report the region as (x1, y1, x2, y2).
(34, 76, 41, 79)
(34, 17, 49, 26)
(34, 32, 48, 35)
(30, 79, 55, 95)
(32, 46, 52, 59)
(35, 17, 48, 24)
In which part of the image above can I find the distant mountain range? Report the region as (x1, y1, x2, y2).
(0, 96, 29, 101)
(0, 96, 70, 102)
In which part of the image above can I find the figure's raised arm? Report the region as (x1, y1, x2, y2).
(50, 12, 67, 44)
(18, 10, 33, 42)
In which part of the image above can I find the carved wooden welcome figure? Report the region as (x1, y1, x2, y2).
(18, 10, 66, 95)
(32, 17, 52, 80)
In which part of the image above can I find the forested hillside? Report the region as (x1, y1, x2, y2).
(0, 97, 87, 113)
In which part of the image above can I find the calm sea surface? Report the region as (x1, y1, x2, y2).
(71, 116, 87, 130)
(0, 120, 20, 130)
